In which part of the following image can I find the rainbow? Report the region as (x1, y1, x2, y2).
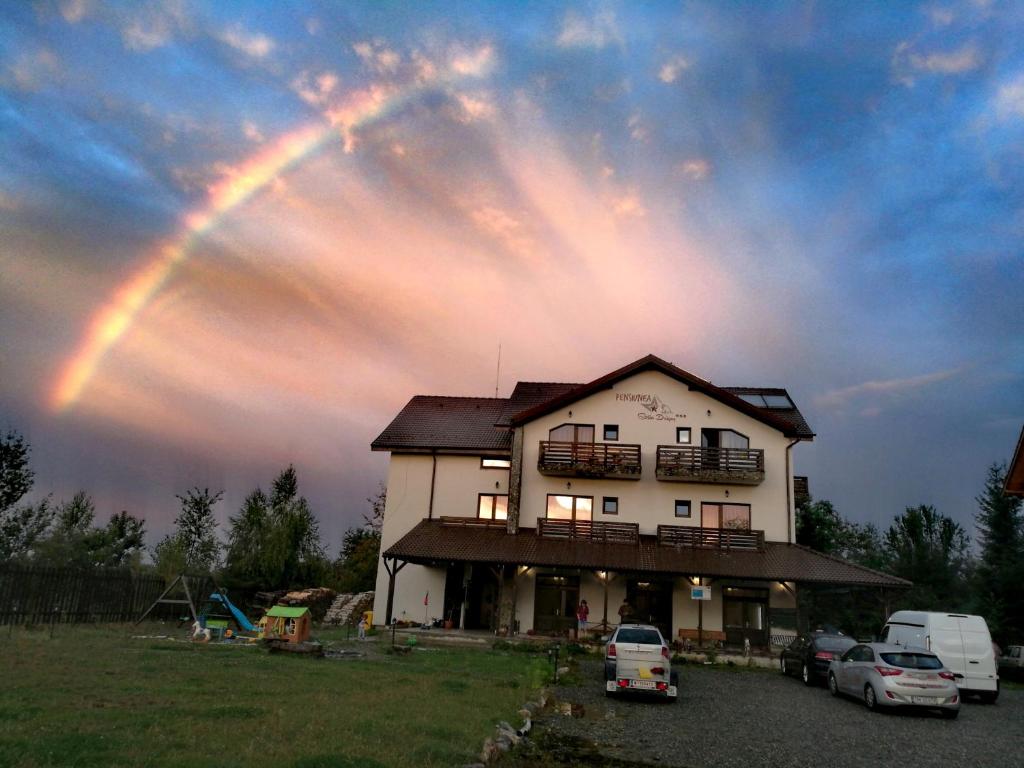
(50, 53, 490, 412)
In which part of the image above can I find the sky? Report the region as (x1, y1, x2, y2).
(1, 0, 1022, 554)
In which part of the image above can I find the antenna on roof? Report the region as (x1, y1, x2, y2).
(494, 343, 502, 398)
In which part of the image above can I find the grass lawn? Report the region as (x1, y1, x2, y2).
(0, 624, 548, 768)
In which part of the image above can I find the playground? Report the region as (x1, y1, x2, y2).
(0, 623, 548, 767)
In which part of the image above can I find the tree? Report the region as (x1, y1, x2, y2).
(153, 487, 222, 575)
(796, 499, 845, 554)
(96, 510, 147, 567)
(0, 429, 53, 560)
(332, 486, 385, 594)
(973, 462, 1024, 644)
(221, 466, 328, 590)
(885, 504, 971, 611)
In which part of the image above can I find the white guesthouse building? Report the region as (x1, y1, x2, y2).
(371, 355, 906, 645)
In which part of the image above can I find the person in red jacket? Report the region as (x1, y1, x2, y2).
(576, 599, 590, 639)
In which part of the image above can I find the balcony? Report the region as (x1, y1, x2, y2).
(657, 524, 765, 551)
(538, 441, 642, 480)
(655, 445, 764, 485)
(537, 518, 639, 545)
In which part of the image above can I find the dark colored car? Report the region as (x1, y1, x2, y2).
(780, 632, 857, 686)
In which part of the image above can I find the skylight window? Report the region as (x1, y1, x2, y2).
(762, 394, 794, 409)
(737, 394, 766, 406)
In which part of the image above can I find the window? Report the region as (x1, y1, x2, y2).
(676, 427, 691, 444)
(478, 494, 508, 520)
(481, 458, 511, 469)
(736, 392, 794, 409)
(701, 429, 749, 450)
(700, 502, 751, 530)
(674, 500, 691, 518)
(603, 424, 619, 441)
(545, 494, 593, 521)
(602, 496, 618, 515)
(548, 423, 595, 443)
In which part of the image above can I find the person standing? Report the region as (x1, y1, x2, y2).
(617, 598, 633, 624)
(576, 599, 590, 639)
(358, 612, 368, 641)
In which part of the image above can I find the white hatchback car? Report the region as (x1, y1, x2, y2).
(604, 624, 678, 700)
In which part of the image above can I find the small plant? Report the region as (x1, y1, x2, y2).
(704, 648, 718, 664)
(492, 639, 512, 651)
(565, 642, 587, 655)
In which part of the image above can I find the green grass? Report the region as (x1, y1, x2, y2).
(0, 624, 547, 768)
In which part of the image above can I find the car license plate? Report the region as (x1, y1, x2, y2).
(628, 680, 656, 690)
(910, 696, 937, 705)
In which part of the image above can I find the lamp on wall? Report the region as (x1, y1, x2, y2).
(566, 481, 572, 489)
(724, 489, 730, 498)
(707, 409, 711, 417)
(568, 410, 573, 417)
(495, 481, 500, 489)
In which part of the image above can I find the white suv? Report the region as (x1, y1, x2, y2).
(604, 624, 678, 700)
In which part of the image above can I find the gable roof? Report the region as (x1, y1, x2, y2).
(496, 382, 581, 426)
(371, 396, 511, 453)
(508, 354, 814, 439)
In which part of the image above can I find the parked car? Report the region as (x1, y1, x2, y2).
(780, 631, 857, 686)
(998, 645, 1023, 681)
(882, 611, 999, 702)
(604, 624, 678, 701)
(827, 643, 960, 718)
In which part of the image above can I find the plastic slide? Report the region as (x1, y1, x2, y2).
(208, 592, 256, 632)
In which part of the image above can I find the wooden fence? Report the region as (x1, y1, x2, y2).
(0, 564, 208, 626)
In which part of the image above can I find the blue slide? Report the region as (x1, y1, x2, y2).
(208, 592, 256, 632)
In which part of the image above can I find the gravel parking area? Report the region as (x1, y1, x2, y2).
(525, 658, 1024, 768)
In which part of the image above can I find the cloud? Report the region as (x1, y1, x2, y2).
(217, 24, 275, 58)
(678, 158, 711, 181)
(242, 121, 264, 143)
(59, 0, 89, 23)
(892, 41, 981, 86)
(353, 40, 401, 74)
(119, 3, 191, 52)
(815, 367, 963, 410)
(925, 6, 955, 27)
(448, 43, 495, 78)
(611, 190, 646, 218)
(290, 70, 340, 107)
(994, 73, 1024, 121)
(627, 113, 647, 142)
(470, 205, 535, 259)
(454, 91, 496, 123)
(557, 9, 622, 49)
(658, 55, 690, 84)
(5, 48, 62, 92)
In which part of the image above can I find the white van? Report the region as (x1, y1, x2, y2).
(882, 611, 999, 702)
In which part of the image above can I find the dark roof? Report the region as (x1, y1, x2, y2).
(496, 382, 581, 426)
(723, 387, 814, 439)
(1006, 425, 1024, 497)
(371, 396, 511, 453)
(509, 355, 814, 439)
(385, 520, 909, 588)
(371, 355, 815, 451)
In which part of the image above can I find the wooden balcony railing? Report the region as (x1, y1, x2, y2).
(438, 516, 507, 529)
(657, 524, 765, 551)
(537, 518, 639, 545)
(538, 441, 642, 480)
(655, 445, 765, 485)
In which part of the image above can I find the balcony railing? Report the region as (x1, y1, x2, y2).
(538, 441, 642, 480)
(438, 516, 507, 529)
(537, 518, 640, 545)
(657, 524, 765, 551)
(655, 445, 765, 485)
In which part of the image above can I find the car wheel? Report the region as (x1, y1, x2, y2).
(670, 671, 679, 687)
(604, 663, 615, 681)
(941, 709, 959, 720)
(802, 663, 813, 686)
(828, 672, 839, 697)
(864, 684, 878, 711)
(781, 656, 788, 676)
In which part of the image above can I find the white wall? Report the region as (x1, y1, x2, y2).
(519, 369, 799, 542)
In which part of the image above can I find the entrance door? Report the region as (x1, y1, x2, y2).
(722, 586, 769, 647)
(533, 574, 580, 635)
(626, 579, 673, 639)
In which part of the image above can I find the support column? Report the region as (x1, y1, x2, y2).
(496, 565, 516, 635)
(507, 428, 524, 534)
(383, 558, 407, 625)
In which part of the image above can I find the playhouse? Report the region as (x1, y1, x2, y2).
(263, 605, 311, 644)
